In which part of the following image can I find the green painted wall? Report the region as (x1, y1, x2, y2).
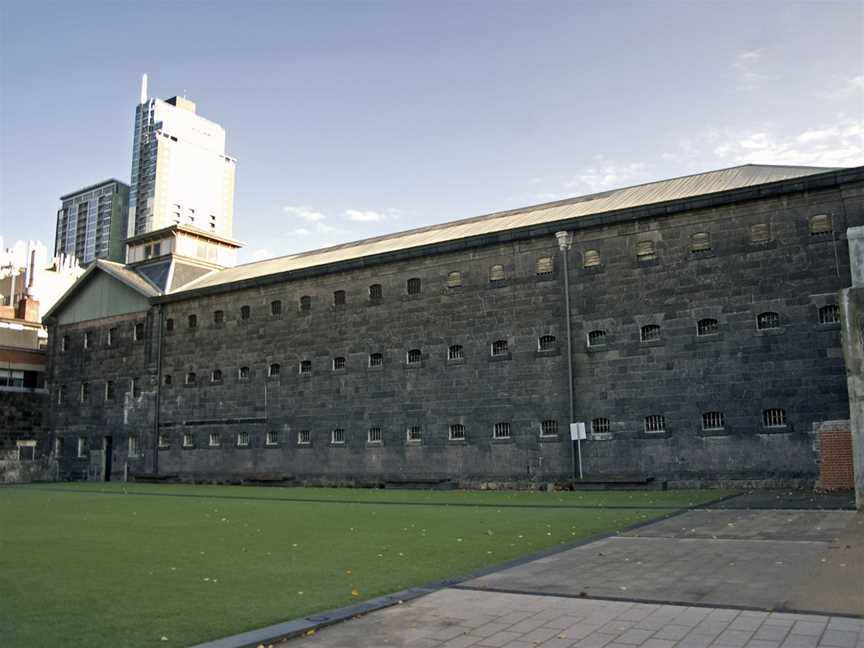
(56, 271, 150, 325)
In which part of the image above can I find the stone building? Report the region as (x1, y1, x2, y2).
(44, 164, 864, 487)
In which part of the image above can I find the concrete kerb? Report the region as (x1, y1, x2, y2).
(188, 491, 743, 648)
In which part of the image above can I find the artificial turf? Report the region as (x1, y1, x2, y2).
(0, 484, 731, 648)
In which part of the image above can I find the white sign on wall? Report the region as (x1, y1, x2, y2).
(570, 422, 587, 441)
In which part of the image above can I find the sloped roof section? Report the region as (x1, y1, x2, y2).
(180, 164, 839, 292)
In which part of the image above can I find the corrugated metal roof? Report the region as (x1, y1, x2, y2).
(179, 164, 838, 292)
(98, 259, 163, 297)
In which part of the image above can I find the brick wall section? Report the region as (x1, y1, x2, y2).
(818, 421, 855, 490)
(47, 179, 864, 486)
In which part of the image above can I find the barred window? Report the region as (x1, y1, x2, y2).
(583, 249, 602, 268)
(240, 305, 251, 320)
(237, 431, 250, 447)
(271, 300, 282, 315)
(819, 304, 840, 324)
(407, 349, 422, 365)
(756, 312, 780, 330)
(83, 331, 91, 349)
(299, 360, 312, 375)
(187, 315, 197, 330)
(214, 310, 224, 324)
(641, 324, 661, 342)
(369, 284, 382, 300)
(165, 318, 175, 333)
(211, 369, 222, 383)
(407, 278, 421, 295)
(592, 417, 610, 434)
(105, 381, 114, 401)
(80, 382, 89, 402)
(331, 428, 345, 444)
(333, 357, 346, 371)
(131, 378, 141, 398)
(162, 373, 174, 387)
(62, 335, 69, 352)
(57, 385, 65, 404)
(587, 330, 607, 347)
(158, 434, 170, 449)
(447, 271, 462, 288)
(334, 290, 346, 306)
(763, 408, 787, 428)
(536, 257, 554, 276)
(540, 420, 558, 437)
(491, 339, 509, 356)
(182, 433, 194, 448)
(186, 372, 196, 385)
(750, 223, 770, 243)
(809, 214, 833, 236)
(128, 435, 140, 457)
(135, 322, 146, 339)
(689, 232, 711, 253)
(702, 411, 725, 431)
(298, 430, 311, 445)
(77, 436, 87, 458)
(697, 318, 719, 336)
(489, 264, 505, 282)
(369, 353, 383, 367)
(636, 240, 656, 260)
(209, 433, 221, 447)
(449, 424, 466, 440)
(269, 363, 281, 377)
(538, 335, 557, 351)
(448, 344, 464, 361)
(368, 427, 383, 444)
(265, 431, 279, 446)
(407, 426, 422, 443)
(238, 366, 250, 379)
(644, 415, 665, 433)
(299, 295, 312, 311)
(493, 422, 511, 439)
(107, 327, 117, 345)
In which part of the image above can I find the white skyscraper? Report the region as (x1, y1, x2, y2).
(127, 74, 237, 239)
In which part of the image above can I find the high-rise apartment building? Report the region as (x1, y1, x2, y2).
(54, 180, 130, 265)
(127, 75, 236, 240)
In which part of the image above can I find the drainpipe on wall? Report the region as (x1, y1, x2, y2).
(555, 231, 579, 488)
(152, 305, 164, 476)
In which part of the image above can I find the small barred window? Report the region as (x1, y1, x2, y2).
(449, 424, 466, 441)
(131, 378, 141, 398)
(536, 257, 554, 276)
(491, 339, 509, 356)
(214, 310, 224, 324)
(583, 249, 601, 268)
(299, 295, 312, 311)
(333, 357, 346, 371)
(763, 408, 787, 428)
(641, 324, 661, 342)
(369, 284, 382, 300)
(83, 332, 91, 349)
(369, 353, 383, 367)
(448, 344, 464, 361)
(182, 433, 194, 448)
(819, 304, 840, 324)
(163, 374, 172, 386)
(592, 418, 610, 434)
(587, 330, 607, 347)
(158, 434, 169, 449)
(540, 420, 558, 437)
(447, 271, 462, 288)
(697, 318, 719, 336)
(407, 278, 421, 295)
(702, 411, 725, 431)
(107, 327, 117, 345)
(186, 372, 196, 385)
(265, 431, 279, 446)
(211, 369, 222, 383)
(407, 426, 422, 442)
(237, 366, 249, 379)
(368, 427, 383, 444)
(636, 240, 656, 261)
(77, 436, 87, 458)
(57, 385, 66, 404)
(331, 428, 345, 444)
(209, 433, 221, 447)
(105, 381, 114, 400)
(493, 422, 511, 439)
(135, 322, 146, 339)
(407, 349, 422, 365)
(61, 335, 69, 351)
(644, 415, 665, 433)
(237, 431, 250, 447)
(187, 315, 197, 330)
(298, 430, 311, 445)
(269, 363, 281, 377)
(489, 264, 505, 282)
(240, 305, 251, 320)
(334, 290, 346, 306)
(80, 382, 89, 402)
(299, 360, 312, 375)
(689, 232, 711, 253)
(756, 312, 780, 330)
(271, 300, 282, 316)
(128, 435, 140, 457)
(809, 214, 833, 236)
(538, 335, 557, 351)
(750, 223, 770, 243)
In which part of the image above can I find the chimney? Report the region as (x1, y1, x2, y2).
(16, 294, 39, 322)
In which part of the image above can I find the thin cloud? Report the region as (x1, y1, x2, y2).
(732, 48, 776, 90)
(346, 209, 385, 222)
(283, 205, 326, 222)
(564, 161, 651, 192)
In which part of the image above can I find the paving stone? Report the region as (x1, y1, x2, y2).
(477, 630, 526, 647)
(616, 628, 657, 645)
(820, 631, 860, 648)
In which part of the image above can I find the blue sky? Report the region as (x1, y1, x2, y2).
(1, 1, 862, 263)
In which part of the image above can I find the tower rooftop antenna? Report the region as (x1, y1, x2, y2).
(140, 73, 148, 104)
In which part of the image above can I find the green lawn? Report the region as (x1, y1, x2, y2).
(0, 484, 731, 648)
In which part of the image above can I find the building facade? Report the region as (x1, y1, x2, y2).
(44, 164, 864, 487)
(54, 180, 130, 265)
(127, 76, 236, 240)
